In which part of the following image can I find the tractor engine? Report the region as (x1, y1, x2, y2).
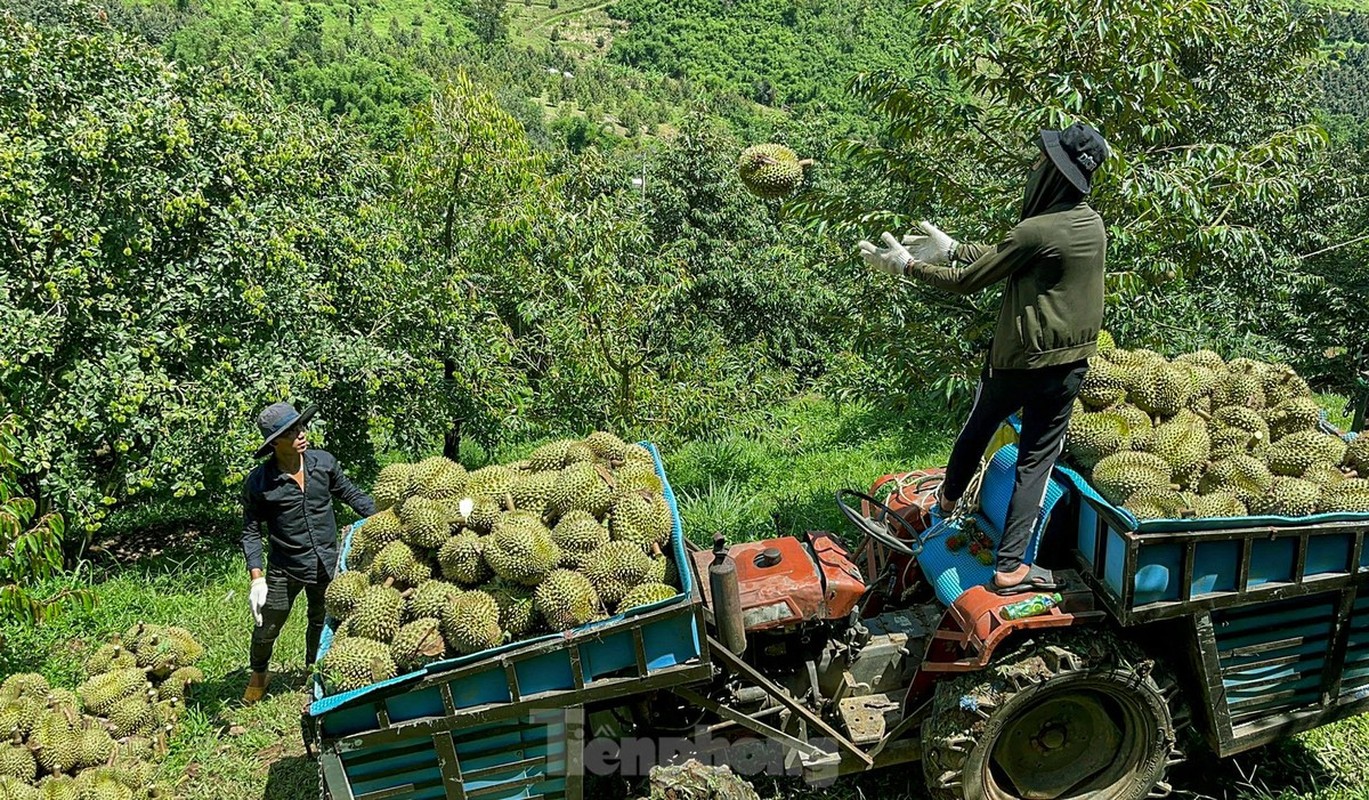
(691, 533, 940, 745)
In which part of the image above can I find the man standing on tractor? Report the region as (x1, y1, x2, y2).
(240, 401, 376, 703)
(859, 122, 1110, 595)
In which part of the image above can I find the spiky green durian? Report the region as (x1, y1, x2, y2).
(585, 431, 630, 463)
(1261, 364, 1312, 406)
(1250, 477, 1322, 517)
(1129, 361, 1192, 419)
(158, 666, 205, 703)
(77, 669, 148, 717)
(0, 742, 35, 782)
(1176, 362, 1217, 399)
(463, 496, 502, 535)
(84, 644, 137, 676)
(368, 541, 431, 588)
(612, 461, 663, 495)
(1318, 478, 1369, 513)
(608, 490, 673, 551)
(390, 618, 447, 673)
(110, 692, 159, 739)
(1186, 492, 1247, 519)
(564, 442, 596, 465)
(417, 457, 468, 501)
(1197, 454, 1273, 505)
(551, 510, 610, 569)
(437, 532, 491, 587)
(318, 637, 397, 695)
(1143, 411, 1211, 488)
(36, 775, 76, 800)
(133, 635, 180, 679)
(406, 580, 462, 623)
(0, 696, 43, 740)
(548, 462, 614, 520)
(71, 767, 133, 800)
(1303, 462, 1349, 488)
(0, 775, 37, 800)
(1066, 409, 1137, 470)
(737, 143, 805, 199)
(1264, 396, 1322, 440)
(511, 470, 558, 516)
(74, 724, 115, 770)
(527, 439, 576, 472)
(325, 570, 371, 621)
(349, 509, 403, 568)
(1091, 451, 1173, 506)
(346, 584, 406, 642)
(617, 582, 678, 612)
(533, 570, 600, 632)
(440, 591, 503, 655)
(400, 500, 450, 550)
(372, 463, 415, 512)
(488, 580, 540, 638)
(485, 512, 561, 586)
(1123, 488, 1189, 521)
(646, 553, 679, 588)
(1078, 358, 1128, 410)
(1268, 431, 1349, 478)
(1174, 349, 1226, 371)
(466, 465, 520, 504)
(33, 711, 81, 773)
(1345, 434, 1369, 476)
(583, 541, 653, 607)
(622, 444, 654, 465)
(1095, 330, 1116, 353)
(0, 675, 48, 703)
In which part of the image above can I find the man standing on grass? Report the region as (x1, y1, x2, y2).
(240, 402, 375, 704)
(859, 122, 1109, 595)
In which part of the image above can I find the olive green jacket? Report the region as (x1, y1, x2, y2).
(907, 203, 1106, 371)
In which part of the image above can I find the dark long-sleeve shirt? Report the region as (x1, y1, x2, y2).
(241, 449, 376, 584)
(908, 203, 1106, 370)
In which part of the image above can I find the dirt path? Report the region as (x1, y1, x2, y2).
(530, 0, 615, 31)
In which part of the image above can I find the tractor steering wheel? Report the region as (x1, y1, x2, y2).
(835, 488, 921, 558)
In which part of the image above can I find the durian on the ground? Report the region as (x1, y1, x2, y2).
(0, 624, 204, 797)
(320, 432, 685, 696)
(1067, 334, 1367, 523)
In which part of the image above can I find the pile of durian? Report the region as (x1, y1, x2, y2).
(1067, 334, 1369, 522)
(0, 624, 204, 799)
(318, 432, 682, 696)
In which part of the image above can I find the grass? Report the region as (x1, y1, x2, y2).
(3, 394, 1369, 799)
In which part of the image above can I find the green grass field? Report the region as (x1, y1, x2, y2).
(3, 395, 1368, 799)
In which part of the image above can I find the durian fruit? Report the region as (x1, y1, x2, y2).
(406, 580, 463, 623)
(0, 675, 49, 702)
(440, 592, 503, 655)
(1113, 405, 1154, 450)
(737, 143, 807, 199)
(613, 460, 663, 495)
(108, 692, 158, 739)
(488, 580, 540, 638)
(459, 496, 500, 535)
(1066, 409, 1137, 470)
(32, 711, 82, 773)
(1319, 478, 1369, 513)
(318, 637, 397, 694)
(583, 541, 653, 607)
(1209, 427, 1268, 460)
(1344, 434, 1369, 476)
(0, 741, 35, 782)
(1187, 492, 1248, 519)
(1212, 369, 1265, 410)
(156, 625, 204, 665)
(1143, 411, 1211, 488)
(368, 541, 431, 588)
(646, 553, 679, 588)
(157, 666, 205, 703)
(608, 490, 673, 551)
(77, 669, 148, 717)
(437, 532, 492, 587)
(548, 463, 614, 520)
(533, 570, 600, 631)
(1174, 349, 1225, 371)
(585, 431, 630, 463)
(466, 465, 520, 503)
(71, 767, 134, 800)
(1095, 330, 1117, 353)
(1124, 488, 1189, 521)
(133, 634, 182, 679)
(73, 724, 115, 770)
(551, 511, 610, 569)
(0, 696, 43, 740)
(564, 442, 596, 465)
(390, 618, 447, 673)
(399, 498, 451, 551)
(1303, 462, 1349, 488)
(1129, 361, 1192, 419)
(528, 439, 575, 472)
(1177, 362, 1218, 401)
(1268, 431, 1349, 478)
(0, 775, 37, 800)
(36, 775, 75, 800)
(372, 463, 415, 512)
(622, 444, 654, 466)
(1261, 364, 1312, 406)
(346, 584, 406, 642)
(510, 471, 559, 516)
(416, 457, 468, 501)
(1197, 455, 1274, 505)
(1264, 397, 1321, 440)
(485, 512, 561, 587)
(1211, 405, 1270, 444)
(1080, 358, 1131, 409)
(325, 570, 371, 621)
(617, 582, 677, 612)
(43, 689, 79, 720)
(1250, 477, 1321, 517)
(349, 509, 403, 568)
(1092, 451, 1173, 506)
(85, 644, 137, 676)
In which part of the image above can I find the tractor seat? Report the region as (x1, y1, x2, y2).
(914, 442, 1070, 607)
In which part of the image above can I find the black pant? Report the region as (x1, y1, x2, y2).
(941, 360, 1088, 572)
(249, 568, 329, 674)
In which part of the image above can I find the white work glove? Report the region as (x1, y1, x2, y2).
(858, 232, 913, 277)
(249, 577, 268, 627)
(900, 220, 958, 266)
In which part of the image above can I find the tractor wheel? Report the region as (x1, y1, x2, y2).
(921, 629, 1186, 800)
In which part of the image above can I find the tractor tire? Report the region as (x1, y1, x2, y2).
(921, 629, 1186, 800)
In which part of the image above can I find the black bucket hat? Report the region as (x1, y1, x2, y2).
(254, 401, 317, 459)
(1040, 122, 1110, 193)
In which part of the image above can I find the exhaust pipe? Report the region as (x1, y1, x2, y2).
(709, 533, 747, 655)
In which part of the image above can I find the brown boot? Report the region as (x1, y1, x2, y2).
(242, 671, 271, 704)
